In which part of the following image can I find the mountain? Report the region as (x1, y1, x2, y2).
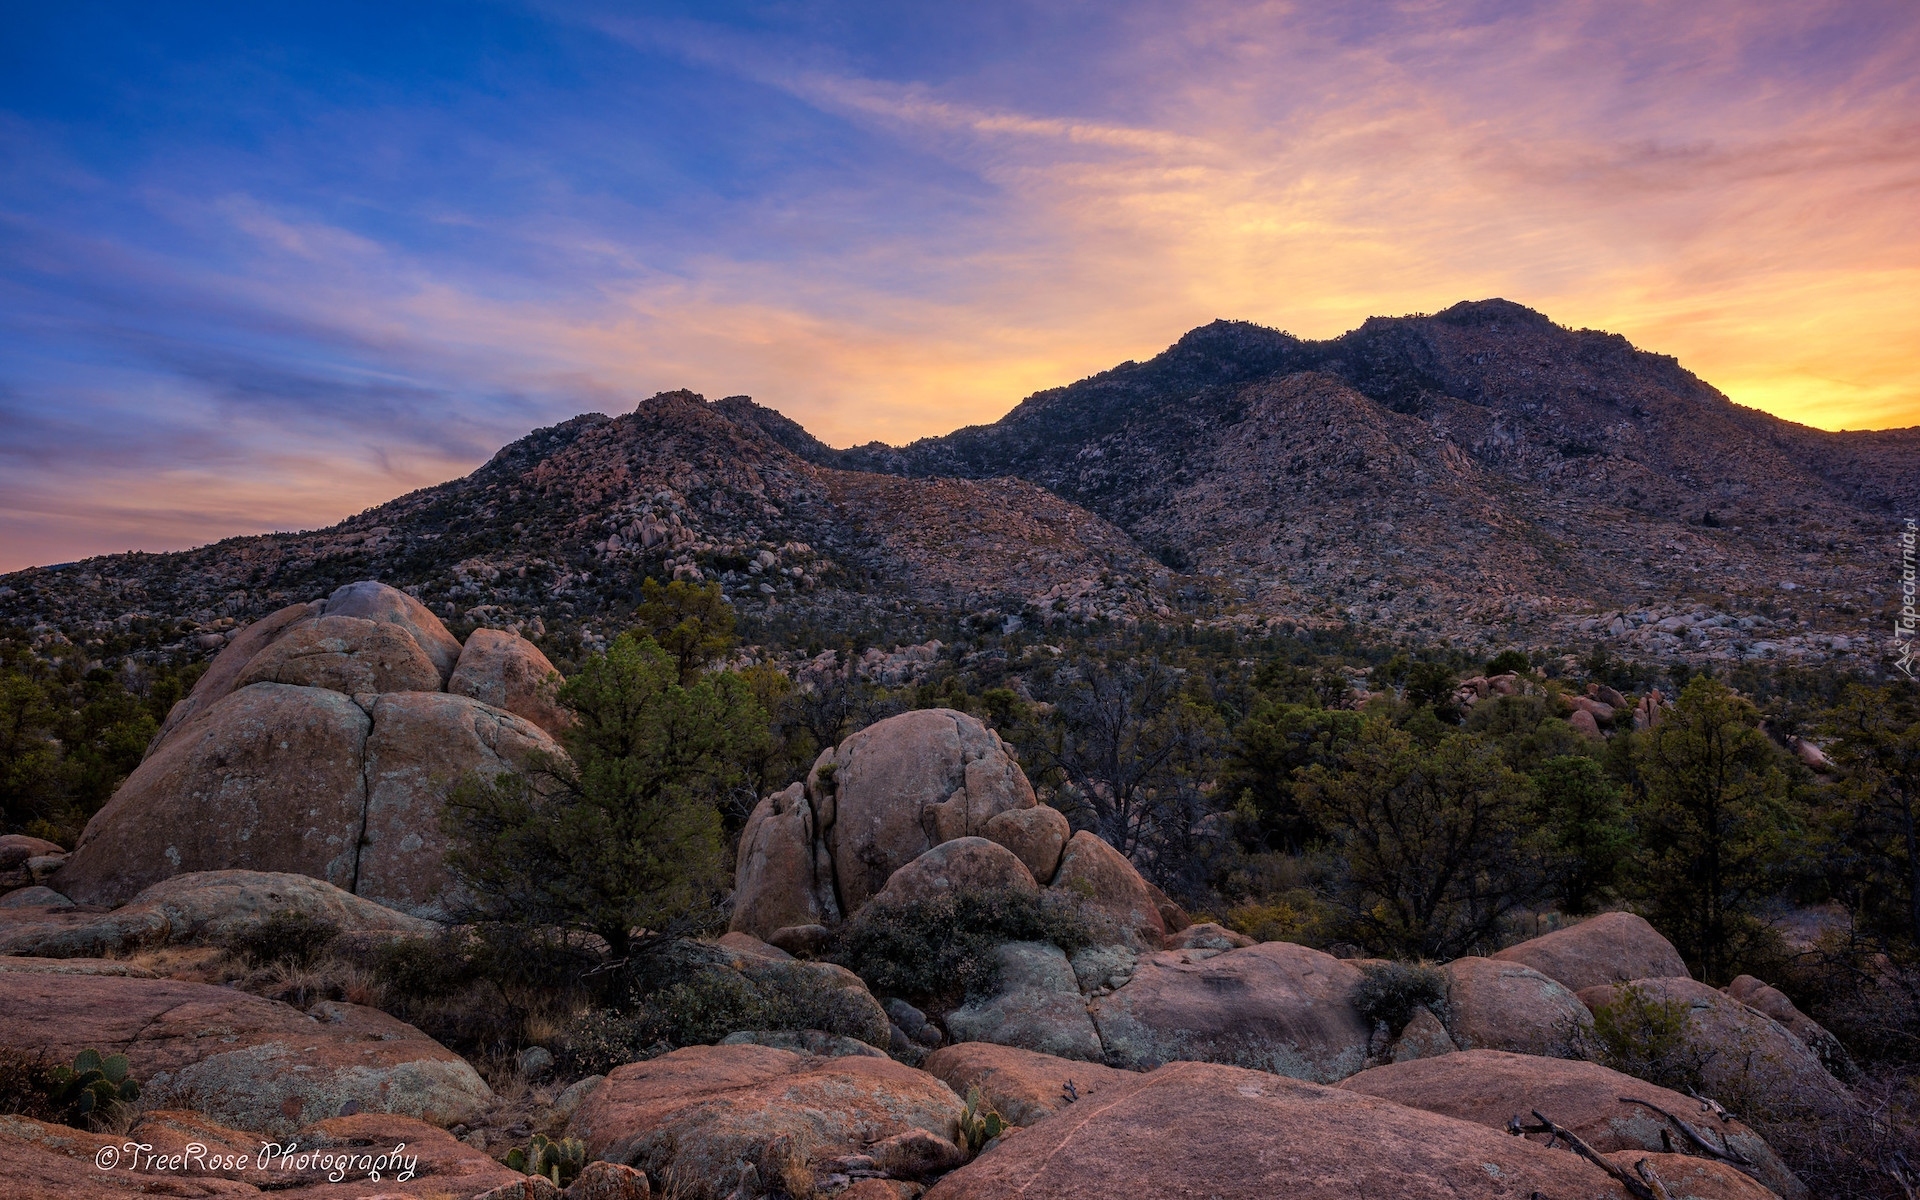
(2, 301, 1910, 671)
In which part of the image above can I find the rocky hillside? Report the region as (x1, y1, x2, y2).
(2, 301, 1911, 670)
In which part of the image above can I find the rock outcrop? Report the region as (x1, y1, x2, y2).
(945, 941, 1103, 1062)
(0, 870, 435, 958)
(1340, 1049, 1802, 1198)
(1725, 974, 1856, 1082)
(1050, 831, 1167, 950)
(0, 973, 491, 1134)
(1578, 977, 1849, 1117)
(448, 627, 569, 736)
(52, 582, 567, 917)
(1493, 912, 1691, 991)
(923, 1060, 1652, 1199)
(1088, 941, 1369, 1079)
(868, 837, 1040, 911)
(566, 1044, 966, 1200)
(921, 1043, 1136, 1128)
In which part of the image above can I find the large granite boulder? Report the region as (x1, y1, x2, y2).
(730, 783, 841, 939)
(0, 973, 491, 1135)
(56, 684, 372, 907)
(357, 691, 562, 917)
(151, 600, 322, 748)
(1578, 977, 1849, 1119)
(814, 709, 1037, 914)
(1726, 974, 1856, 1082)
(1443, 955, 1593, 1058)
(868, 837, 1040, 912)
(1493, 912, 1691, 991)
(447, 627, 569, 736)
(923, 1061, 1647, 1200)
(232, 615, 442, 696)
(1049, 831, 1165, 950)
(566, 1044, 966, 1200)
(0, 870, 435, 958)
(1339, 1049, 1802, 1198)
(318, 580, 463, 685)
(945, 941, 1103, 1062)
(921, 1043, 1137, 1128)
(1089, 941, 1370, 1080)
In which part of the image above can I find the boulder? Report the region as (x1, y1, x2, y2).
(1443, 956, 1592, 1058)
(1069, 944, 1137, 994)
(356, 691, 564, 918)
(447, 628, 570, 736)
(1569, 709, 1604, 739)
(565, 1044, 967, 1200)
(1088, 941, 1370, 1080)
(318, 580, 464, 685)
(1339, 1050, 1800, 1198)
(232, 615, 442, 697)
(868, 837, 1039, 912)
(922, 1060, 1642, 1200)
(814, 709, 1037, 914)
(0, 885, 70, 909)
(921, 1043, 1137, 1128)
(1492, 912, 1691, 991)
(716, 930, 794, 959)
(730, 783, 841, 940)
(1578, 977, 1849, 1118)
(1725, 974, 1856, 1081)
(151, 600, 322, 749)
(981, 805, 1070, 884)
(1388, 1007, 1456, 1063)
(0, 870, 435, 958)
(945, 942, 1103, 1062)
(1048, 831, 1165, 950)
(711, 941, 893, 1050)
(868, 1128, 967, 1180)
(56, 684, 372, 907)
(717, 1029, 887, 1058)
(0, 973, 491, 1134)
(1164, 922, 1255, 952)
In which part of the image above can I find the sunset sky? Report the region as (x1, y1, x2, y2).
(3, 1, 1917, 572)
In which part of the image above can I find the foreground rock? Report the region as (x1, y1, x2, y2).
(1578, 978, 1849, 1120)
(921, 1043, 1138, 1127)
(0, 870, 435, 958)
(1089, 941, 1369, 1079)
(1493, 912, 1691, 991)
(0, 1109, 519, 1199)
(0, 974, 491, 1134)
(924, 1060, 1643, 1199)
(1442, 956, 1592, 1058)
(1339, 1049, 1802, 1198)
(1725, 974, 1856, 1082)
(566, 1044, 966, 1200)
(1601, 1152, 1779, 1200)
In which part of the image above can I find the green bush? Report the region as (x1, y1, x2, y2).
(1589, 982, 1710, 1094)
(372, 934, 481, 1006)
(830, 886, 1100, 1008)
(1350, 961, 1446, 1035)
(226, 911, 340, 968)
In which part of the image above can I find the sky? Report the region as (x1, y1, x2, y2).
(2, 1, 1917, 572)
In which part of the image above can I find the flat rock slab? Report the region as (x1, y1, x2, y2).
(0, 870, 435, 958)
(921, 1043, 1139, 1128)
(1089, 941, 1369, 1080)
(923, 1060, 1639, 1200)
(1339, 1049, 1801, 1199)
(0, 974, 490, 1135)
(1493, 912, 1690, 992)
(567, 1043, 965, 1200)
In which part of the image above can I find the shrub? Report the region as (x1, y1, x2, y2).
(830, 886, 1100, 1009)
(1350, 961, 1446, 1035)
(372, 934, 481, 1006)
(0, 1050, 58, 1121)
(1589, 982, 1711, 1094)
(226, 911, 340, 968)
(1486, 650, 1531, 677)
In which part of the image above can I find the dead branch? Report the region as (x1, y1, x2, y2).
(1617, 1097, 1754, 1166)
(1632, 1157, 1674, 1200)
(1510, 1111, 1658, 1200)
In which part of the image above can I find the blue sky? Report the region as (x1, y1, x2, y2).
(3, 1, 1917, 570)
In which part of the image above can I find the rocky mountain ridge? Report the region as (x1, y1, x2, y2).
(3, 300, 1911, 672)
